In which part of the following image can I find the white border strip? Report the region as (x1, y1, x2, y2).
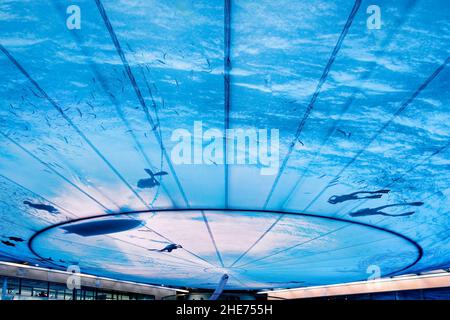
(258, 272, 450, 299)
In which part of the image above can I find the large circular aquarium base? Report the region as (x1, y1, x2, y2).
(29, 209, 422, 290)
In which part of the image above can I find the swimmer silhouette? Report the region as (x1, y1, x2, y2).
(3, 236, 24, 242)
(349, 202, 424, 217)
(1, 240, 15, 247)
(328, 190, 390, 204)
(23, 201, 59, 214)
(149, 244, 182, 253)
(137, 169, 168, 189)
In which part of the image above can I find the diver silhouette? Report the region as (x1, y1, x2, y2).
(23, 201, 59, 214)
(349, 202, 424, 217)
(328, 190, 390, 204)
(148, 243, 182, 253)
(1, 240, 15, 247)
(137, 169, 168, 189)
(3, 236, 24, 242)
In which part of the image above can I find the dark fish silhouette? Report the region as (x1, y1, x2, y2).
(328, 190, 390, 204)
(1, 240, 15, 247)
(349, 202, 424, 217)
(149, 243, 182, 253)
(23, 201, 59, 214)
(137, 169, 168, 189)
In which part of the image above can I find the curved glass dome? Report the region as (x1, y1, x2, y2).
(0, 0, 449, 290)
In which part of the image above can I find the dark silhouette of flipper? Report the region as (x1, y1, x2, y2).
(144, 169, 168, 177)
(378, 211, 415, 217)
(408, 202, 425, 206)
